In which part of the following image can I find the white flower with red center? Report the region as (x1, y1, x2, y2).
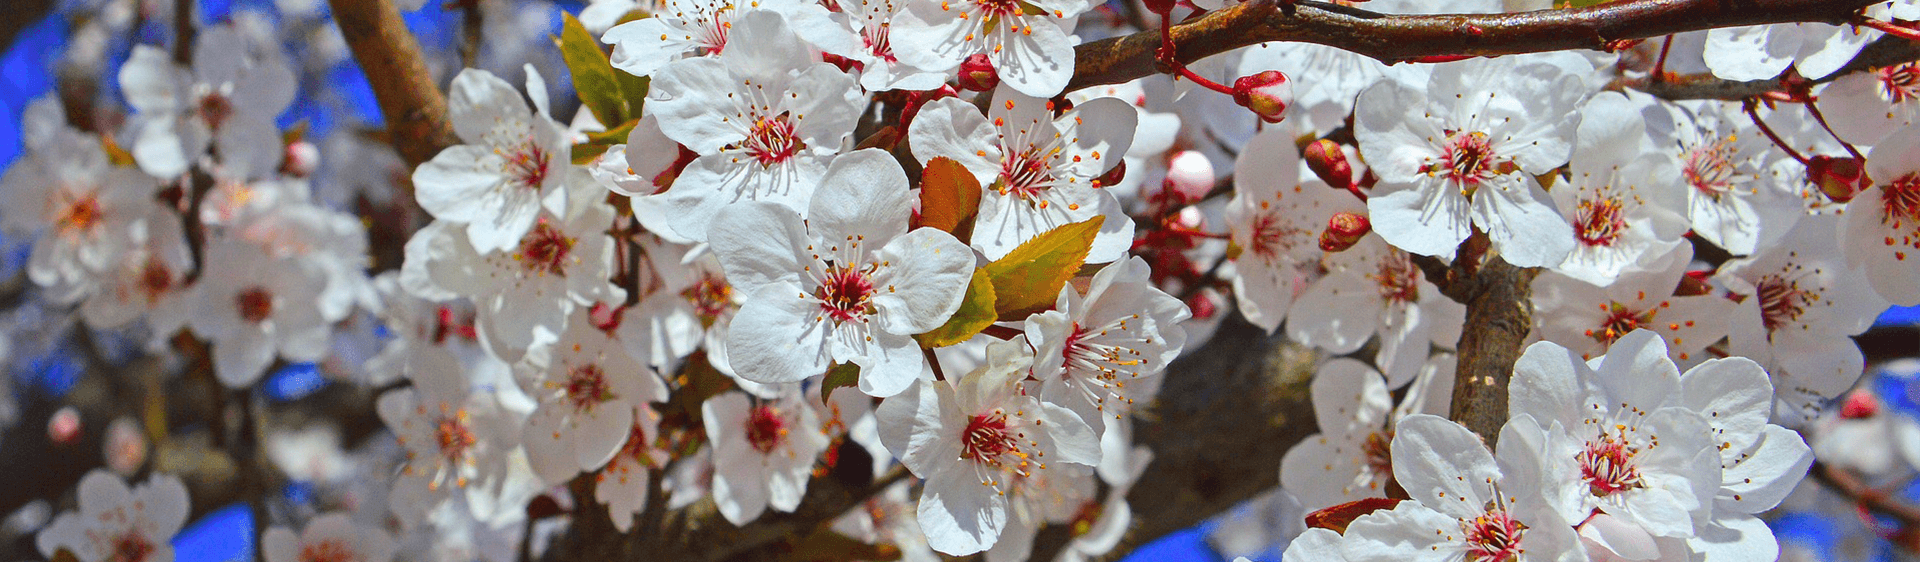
(1504, 330, 1723, 549)
(1719, 215, 1886, 421)
(875, 340, 1101, 555)
(1279, 359, 1398, 514)
(262, 512, 396, 562)
(1819, 61, 1920, 146)
(81, 205, 193, 333)
(840, 0, 949, 91)
(908, 89, 1137, 262)
(376, 346, 525, 526)
(597, 404, 670, 532)
(0, 127, 153, 305)
(189, 239, 332, 388)
(412, 67, 570, 254)
(702, 390, 831, 525)
(615, 238, 741, 376)
(1547, 92, 1687, 287)
(1532, 244, 1731, 364)
(887, 0, 1084, 97)
(1653, 100, 1802, 256)
(985, 463, 1098, 562)
(1022, 256, 1189, 434)
(1354, 55, 1585, 268)
(636, 10, 863, 244)
(1225, 127, 1366, 333)
(407, 181, 622, 363)
(115, 26, 297, 179)
(1843, 127, 1920, 306)
(1675, 354, 1813, 560)
(709, 149, 973, 397)
(519, 312, 670, 485)
(604, 0, 853, 78)
(1704, 23, 1877, 82)
(1341, 414, 1581, 562)
(1288, 236, 1465, 388)
(36, 470, 188, 562)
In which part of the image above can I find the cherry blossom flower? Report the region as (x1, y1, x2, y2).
(1340, 414, 1582, 562)
(1355, 55, 1587, 267)
(603, 0, 851, 78)
(80, 206, 192, 332)
(1532, 244, 1731, 364)
(37, 470, 189, 562)
(637, 10, 862, 243)
(887, 0, 1085, 97)
(1279, 359, 1397, 513)
(190, 239, 332, 388)
(376, 346, 531, 527)
(116, 26, 296, 179)
(261, 512, 397, 562)
(1548, 92, 1687, 287)
(598, 404, 671, 532)
(519, 312, 670, 484)
(1288, 236, 1465, 387)
(908, 88, 1137, 262)
(837, 0, 950, 91)
(875, 340, 1100, 555)
(709, 149, 973, 397)
(412, 67, 571, 254)
(1842, 127, 1920, 305)
(703, 390, 831, 525)
(1649, 100, 1803, 256)
(0, 126, 154, 305)
(1225, 127, 1365, 333)
(1024, 256, 1190, 433)
(1704, 23, 1877, 82)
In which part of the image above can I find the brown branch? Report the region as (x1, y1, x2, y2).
(1811, 460, 1920, 527)
(329, 0, 459, 172)
(1615, 34, 1920, 101)
(1067, 0, 1880, 93)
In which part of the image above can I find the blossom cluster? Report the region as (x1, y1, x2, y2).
(5, 0, 1919, 560)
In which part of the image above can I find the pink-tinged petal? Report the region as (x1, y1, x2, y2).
(907, 97, 1001, 180)
(1340, 502, 1457, 562)
(711, 447, 771, 525)
(1039, 401, 1101, 466)
(850, 329, 927, 398)
(1279, 434, 1368, 513)
(1591, 330, 1682, 410)
(1311, 359, 1392, 441)
(1285, 274, 1376, 353)
(523, 407, 581, 485)
(726, 287, 833, 384)
(413, 145, 506, 223)
(604, 18, 682, 77)
(991, 18, 1074, 98)
(649, 57, 747, 153)
(1578, 512, 1661, 561)
(1510, 339, 1589, 430)
(575, 404, 634, 473)
(1717, 425, 1812, 513)
(1680, 357, 1773, 452)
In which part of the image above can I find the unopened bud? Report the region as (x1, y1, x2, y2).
(105, 417, 147, 476)
(1164, 150, 1215, 201)
(1840, 389, 1879, 419)
(281, 140, 320, 178)
(1232, 70, 1292, 124)
(1318, 212, 1370, 252)
(1807, 155, 1870, 203)
(1303, 139, 1353, 191)
(48, 406, 80, 446)
(958, 54, 999, 92)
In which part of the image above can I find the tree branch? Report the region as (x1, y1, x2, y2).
(1614, 34, 1920, 100)
(1067, 0, 1880, 93)
(328, 0, 459, 172)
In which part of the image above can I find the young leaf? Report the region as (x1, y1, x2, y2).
(914, 268, 996, 347)
(821, 362, 861, 405)
(919, 157, 981, 244)
(570, 118, 640, 164)
(1304, 497, 1402, 534)
(982, 216, 1103, 321)
(555, 12, 630, 125)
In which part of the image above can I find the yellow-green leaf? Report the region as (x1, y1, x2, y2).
(555, 12, 631, 125)
(983, 216, 1103, 321)
(918, 157, 981, 244)
(821, 362, 861, 405)
(570, 118, 639, 164)
(915, 268, 996, 347)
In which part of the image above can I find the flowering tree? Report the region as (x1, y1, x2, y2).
(3, 0, 1919, 561)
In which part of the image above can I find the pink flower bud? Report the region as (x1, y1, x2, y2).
(1232, 70, 1292, 124)
(48, 406, 81, 446)
(1303, 139, 1353, 191)
(958, 54, 999, 92)
(1164, 150, 1215, 202)
(1807, 155, 1870, 203)
(1840, 389, 1879, 419)
(1318, 212, 1370, 252)
(105, 417, 147, 476)
(281, 140, 320, 178)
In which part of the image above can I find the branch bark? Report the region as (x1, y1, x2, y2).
(328, 0, 459, 172)
(1613, 34, 1920, 100)
(1067, 0, 1881, 93)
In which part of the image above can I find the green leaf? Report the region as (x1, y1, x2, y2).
(982, 216, 1103, 321)
(915, 268, 996, 347)
(555, 12, 631, 125)
(918, 157, 981, 244)
(821, 362, 861, 405)
(569, 118, 639, 165)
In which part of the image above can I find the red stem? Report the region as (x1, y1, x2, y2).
(1803, 99, 1868, 160)
(1744, 101, 1810, 166)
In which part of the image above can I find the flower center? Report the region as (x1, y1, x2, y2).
(198, 92, 235, 131)
(1573, 195, 1628, 247)
(298, 539, 361, 562)
(1683, 137, 1741, 199)
(1425, 130, 1512, 194)
(1362, 430, 1393, 484)
(236, 287, 274, 323)
(515, 220, 576, 276)
(619, 422, 656, 464)
(502, 136, 552, 190)
(1057, 319, 1151, 412)
(816, 266, 876, 323)
(435, 412, 477, 465)
(1369, 250, 1421, 304)
(108, 530, 156, 562)
(139, 258, 174, 303)
(1586, 301, 1658, 345)
(997, 144, 1060, 202)
(745, 115, 803, 167)
(746, 404, 788, 454)
(681, 272, 734, 326)
(59, 196, 103, 233)
(1577, 429, 1645, 496)
(1754, 274, 1812, 334)
(1882, 174, 1920, 260)
(1247, 212, 1308, 261)
(1879, 62, 1920, 105)
(863, 19, 897, 63)
(693, 3, 735, 55)
(563, 364, 617, 413)
(973, 0, 1028, 28)
(1461, 508, 1528, 562)
(961, 412, 1021, 464)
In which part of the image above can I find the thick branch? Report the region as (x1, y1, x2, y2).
(1616, 34, 1920, 100)
(1443, 257, 1537, 447)
(328, 0, 458, 171)
(1067, 0, 1879, 93)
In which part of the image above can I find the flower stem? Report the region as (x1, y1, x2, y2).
(1743, 100, 1810, 166)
